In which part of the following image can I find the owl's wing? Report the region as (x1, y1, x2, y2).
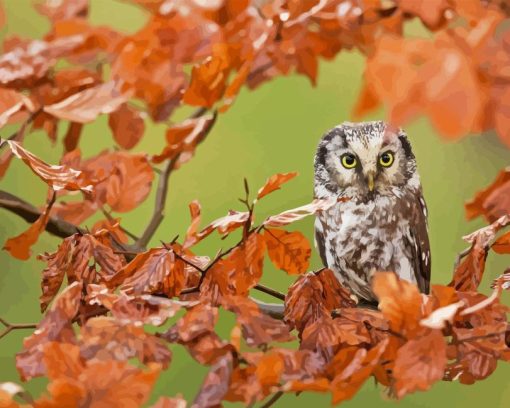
(314, 217, 329, 268)
(406, 192, 431, 294)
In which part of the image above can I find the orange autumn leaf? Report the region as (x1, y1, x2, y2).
(449, 215, 510, 291)
(183, 55, 229, 108)
(372, 272, 424, 337)
(38, 342, 160, 408)
(492, 231, 510, 254)
(263, 228, 311, 275)
(3, 140, 93, 192)
(393, 329, 447, 398)
(256, 172, 298, 201)
(263, 197, 339, 227)
(107, 246, 186, 297)
(44, 81, 130, 123)
(108, 103, 145, 150)
(3, 192, 55, 260)
(465, 168, 510, 222)
(152, 114, 216, 165)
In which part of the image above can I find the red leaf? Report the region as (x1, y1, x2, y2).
(16, 282, 82, 381)
(393, 329, 447, 398)
(264, 228, 311, 275)
(44, 81, 130, 123)
(372, 272, 424, 337)
(108, 103, 145, 150)
(183, 200, 202, 249)
(3, 192, 55, 260)
(492, 231, 510, 254)
(4, 140, 93, 192)
(263, 197, 339, 227)
(256, 172, 298, 201)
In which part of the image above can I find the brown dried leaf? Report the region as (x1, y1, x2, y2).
(256, 172, 298, 201)
(224, 296, 293, 347)
(285, 269, 355, 334)
(89, 288, 186, 327)
(393, 329, 447, 398)
(0, 88, 29, 128)
(38, 342, 159, 408)
(152, 114, 216, 165)
(3, 192, 55, 260)
(192, 353, 233, 408)
(4, 140, 92, 192)
(80, 317, 172, 368)
(264, 228, 311, 275)
(450, 215, 510, 291)
(200, 233, 266, 304)
(16, 282, 82, 381)
(372, 272, 424, 337)
(466, 168, 510, 223)
(0, 36, 84, 86)
(105, 152, 154, 212)
(329, 338, 389, 405)
(107, 246, 186, 297)
(39, 233, 123, 311)
(44, 81, 130, 123)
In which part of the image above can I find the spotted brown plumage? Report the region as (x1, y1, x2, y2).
(313, 121, 430, 303)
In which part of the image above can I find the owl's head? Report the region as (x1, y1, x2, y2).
(314, 121, 419, 200)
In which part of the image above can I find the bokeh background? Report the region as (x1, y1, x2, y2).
(1, 1, 509, 406)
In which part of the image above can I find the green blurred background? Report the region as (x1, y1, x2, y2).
(1, 1, 509, 406)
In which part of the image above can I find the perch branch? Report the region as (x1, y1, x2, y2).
(0, 317, 37, 340)
(0, 190, 85, 237)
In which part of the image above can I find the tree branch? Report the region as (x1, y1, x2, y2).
(0, 317, 37, 340)
(0, 190, 84, 237)
(135, 157, 177, 250)
(135, 108, 216, 250)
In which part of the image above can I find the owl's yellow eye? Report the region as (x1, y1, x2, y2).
(341, 154, 357, 169)
(379, 152, 394, 167)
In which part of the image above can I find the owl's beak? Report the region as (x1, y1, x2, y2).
(366, 172, 375, 192)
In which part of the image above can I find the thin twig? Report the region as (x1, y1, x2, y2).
(259, 391, 284, 408)
(135, 109, 216, 250)
(99, 206, 140, 241)
(453, 245, 472, 270)
(254, 284, 286, 301)
(135, 157, 178, 250)
(0, 317, 37, 340)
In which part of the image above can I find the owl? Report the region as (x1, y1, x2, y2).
(313, 121, 430, 303)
